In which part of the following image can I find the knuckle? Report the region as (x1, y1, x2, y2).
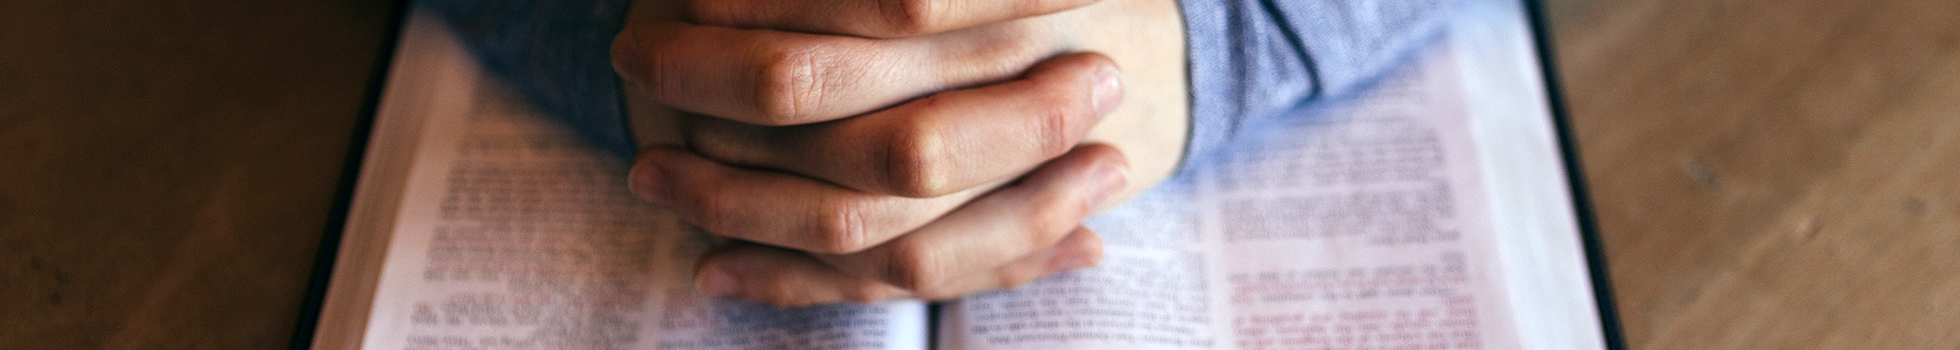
(633, 34, 688, 103)
(1027, 94, 1078, 158)
(876, 0, 943, 37)
(882, 121, 951, 197)
(754, 43, 829, 125)
(880, 240, 946, 291)
(809, 197, 872, 254)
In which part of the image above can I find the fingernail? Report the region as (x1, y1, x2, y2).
(1091, 64, 1124, 117)
(628, 159, 669, 206)
(609, 32, 645, 81)
(1090, 161, 1129, 206)
(697, 267, 739, 296)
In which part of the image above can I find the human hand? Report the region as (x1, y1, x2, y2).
(613, 0, 1188, 306)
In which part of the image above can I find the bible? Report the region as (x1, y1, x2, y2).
(298, 0, 1624, 348)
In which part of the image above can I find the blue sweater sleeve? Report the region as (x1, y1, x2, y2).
(1178, 0, 1458, 166)
(420, 0, 638, 157)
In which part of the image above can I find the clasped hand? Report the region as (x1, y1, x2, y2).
(612, 0, 1188, 306)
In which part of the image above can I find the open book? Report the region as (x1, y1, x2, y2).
(300, 0, 1622, 348)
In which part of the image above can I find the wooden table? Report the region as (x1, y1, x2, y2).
(3, 0, 1956, 348)
(1551, 0, 1960, 347)
(0, 1, 395, 348)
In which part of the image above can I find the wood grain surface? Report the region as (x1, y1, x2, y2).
(2, 0, 1956, 349)
(0, 0, 396, 348)
(1549, 0, 1960, 348)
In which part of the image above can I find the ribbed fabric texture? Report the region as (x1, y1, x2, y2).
(1177, 0, 1457, 170)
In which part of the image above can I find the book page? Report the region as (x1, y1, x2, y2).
(937, 177, 1218, 349)
(333, 10, 927, 350)
(937, 1, 1605, 349)
(937, 39, 1507, 350)
(1200, 35, 1519, 350)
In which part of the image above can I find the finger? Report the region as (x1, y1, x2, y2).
(611, 22, 1052, 126)
(912, 227, 1103, 300)
(687, 0, 1102, 39)
(693, 241, 911, 307)
(630, 146, 992, 254)
(685, 52, 1124, 198)
(693, 228, 1103, 306)
(813, 144, 1129, 290)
